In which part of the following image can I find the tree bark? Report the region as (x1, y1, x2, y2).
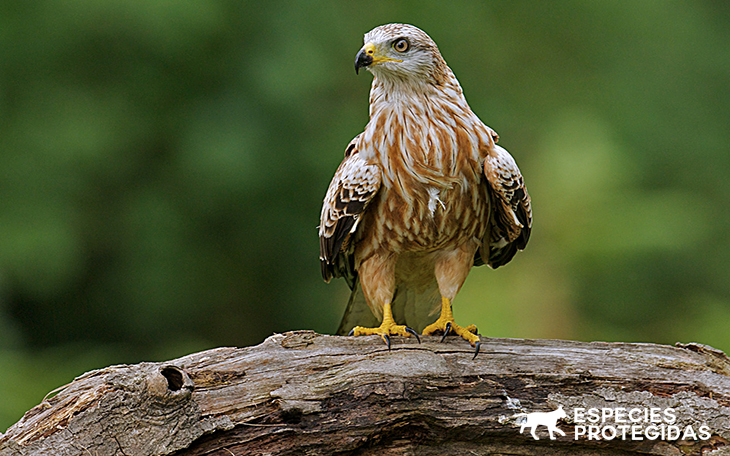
(2, 331, 730, 456)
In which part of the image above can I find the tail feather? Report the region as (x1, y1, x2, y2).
(392, 281, 441, 333)
(336, 277, 378, 335)
(337, 277, 441, 335)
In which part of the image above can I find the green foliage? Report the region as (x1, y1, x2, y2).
(1, 0, 729, 430)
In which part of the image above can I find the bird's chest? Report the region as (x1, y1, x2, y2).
(362, 173, 489, 253)
(357, 103, 491, 253)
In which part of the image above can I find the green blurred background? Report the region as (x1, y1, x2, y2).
(2, 0, 729, 430)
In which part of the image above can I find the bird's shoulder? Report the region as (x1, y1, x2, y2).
(322, 135, 381, 223)
(319, 135, 382, 282)
(481, 144, 532, 268)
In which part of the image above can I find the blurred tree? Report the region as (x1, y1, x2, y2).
(1, 0, 729, 430)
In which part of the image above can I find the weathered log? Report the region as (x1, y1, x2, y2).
(2, 331, 730, 455)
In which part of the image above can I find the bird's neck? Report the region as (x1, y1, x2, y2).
(367, 73, 468, 116)
(359, 76, 486, 194)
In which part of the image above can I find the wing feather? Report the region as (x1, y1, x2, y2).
(319, 135, 381, 284)
(478, 145, 532, 268)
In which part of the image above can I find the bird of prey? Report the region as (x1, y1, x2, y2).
(319, 23, 531, 356)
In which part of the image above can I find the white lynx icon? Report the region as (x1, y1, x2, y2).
(518, 406, 567, 440)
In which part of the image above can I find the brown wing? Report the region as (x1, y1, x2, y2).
(319, 135, 381, 284)
(479, 144, 532, 268)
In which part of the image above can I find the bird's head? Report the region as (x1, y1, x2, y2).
(355, 23, 448, 85)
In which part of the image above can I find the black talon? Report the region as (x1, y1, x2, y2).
(383, 334, 391, 350)
(472, 340, 481, 360)
(440, 322, 452, 343)
(405, 327, 421, 343)
(348, 328, 355, 336)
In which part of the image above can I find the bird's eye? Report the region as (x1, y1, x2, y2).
(392, 38, 410, 53)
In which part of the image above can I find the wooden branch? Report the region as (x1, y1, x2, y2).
(2, 331, 730, 455)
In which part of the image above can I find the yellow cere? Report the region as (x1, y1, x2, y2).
(363, 42, 403, 65)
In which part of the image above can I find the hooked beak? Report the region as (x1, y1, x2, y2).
(355, 42, 402, 74)
(355, 43, 375, 74)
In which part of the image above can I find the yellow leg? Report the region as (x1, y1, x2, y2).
(350, 302, 419, 348)
(422, 297, 480, 349)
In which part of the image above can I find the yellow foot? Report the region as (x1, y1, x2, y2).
(349, 321, 420, 349)
(422, 298, 481, 359)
